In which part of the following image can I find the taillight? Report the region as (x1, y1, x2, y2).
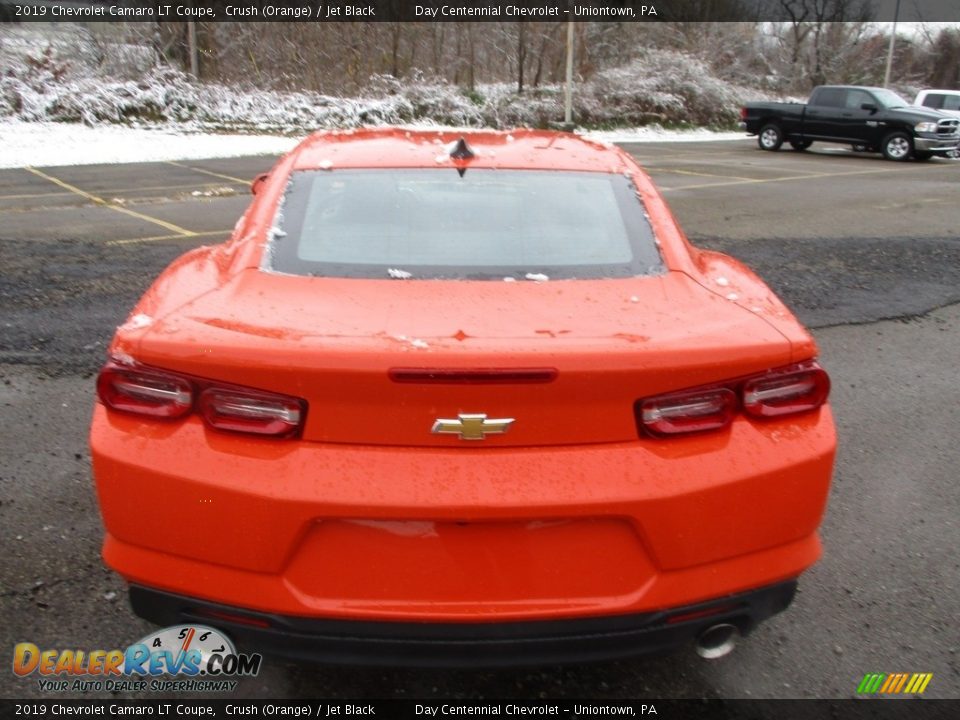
(740, 107, 748, 120)
(97, 362, 193, 419)
(96, 360, 306, 438)
(199, 388, 303, 437)
(639, 387, 736, 436)
(742, 363, 830, 418)
(637, 361, 830, 437)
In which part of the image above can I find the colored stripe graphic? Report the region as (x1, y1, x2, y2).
(887, 673, 907, 693)
(880, 674, 896, 693)
(858, 673, 932, 694)
(914, 674, 933, 694)
(857, 673, 884, 693)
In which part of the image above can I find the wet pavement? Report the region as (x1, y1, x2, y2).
(1, 141, 958, 700)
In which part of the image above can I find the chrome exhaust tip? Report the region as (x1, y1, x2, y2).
(695, 623, 740, 659)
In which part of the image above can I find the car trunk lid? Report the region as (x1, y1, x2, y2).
(132, 270, 793, 447)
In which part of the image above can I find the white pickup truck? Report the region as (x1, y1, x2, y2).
(915, 89, 960, 118)
(915, 90, 960, 157)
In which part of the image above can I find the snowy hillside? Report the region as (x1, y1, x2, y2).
(0, 24, 774, 166)
(2, 62, 774, 133)
(1, 25, 776, 133)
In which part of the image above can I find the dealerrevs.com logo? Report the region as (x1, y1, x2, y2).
(13, 625, 261, 693)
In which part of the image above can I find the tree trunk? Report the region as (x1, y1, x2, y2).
(516, 22, 526, 93)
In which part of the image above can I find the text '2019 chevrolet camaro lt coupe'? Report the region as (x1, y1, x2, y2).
(90, 129, 836, 666)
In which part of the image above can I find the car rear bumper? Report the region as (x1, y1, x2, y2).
(129, 580, 798, 667)
(91, 404, 835, 624)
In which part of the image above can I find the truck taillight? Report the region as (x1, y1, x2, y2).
(96, 359, 306, 438)
(740, 107, 748, 120)
(637, 361, 830, 437)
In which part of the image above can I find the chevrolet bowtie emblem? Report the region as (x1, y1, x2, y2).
(431, 413, 515, 441)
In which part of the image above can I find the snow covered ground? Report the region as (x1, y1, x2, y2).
(0, 120, 746, 168)
(583, 127, 747, 144)
(0, 121, 300, 168)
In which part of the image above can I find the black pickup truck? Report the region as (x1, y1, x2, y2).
(740, 85, 960, 161)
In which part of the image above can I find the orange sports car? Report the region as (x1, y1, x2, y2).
(90, 129, 835, 666)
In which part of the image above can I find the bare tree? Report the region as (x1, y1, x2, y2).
(779, 0, 874, 88)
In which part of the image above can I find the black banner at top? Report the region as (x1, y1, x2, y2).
(4, 0, 960, 23)
(1, 699, 959, 720)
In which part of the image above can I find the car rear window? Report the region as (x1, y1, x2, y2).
(264, 169, 664, 280)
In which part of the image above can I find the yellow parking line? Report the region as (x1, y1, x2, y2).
(735, 164, 827, 176)
(660, 164, 950, 192)
(98, 180, 243, 196)
(0, 181, 244, 202)
(656, 167, 758, 182)
(0, 189, 75, 201)
(166, 161, 249, 184)
(874, 196, 953, 211)
(107, 229, 233, 246)
(23, 167, 196, 237)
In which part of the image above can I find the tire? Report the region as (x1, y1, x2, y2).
(758, 124, 784, 151)
(790, 140, 812, 151)
(881, 132, 913, 161)
(913, 151, 933, 162)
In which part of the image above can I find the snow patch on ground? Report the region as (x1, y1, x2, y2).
(0, 119, 746, 169)
(0, 120, 300, 168)
(580, 127, 747, 144)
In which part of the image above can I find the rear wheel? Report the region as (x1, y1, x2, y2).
(758, 124, 784, 151)
(789, 140, 812, 151)
(881, 132, 913, 161)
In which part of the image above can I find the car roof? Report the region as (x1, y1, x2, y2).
(291, 128, 633, 173)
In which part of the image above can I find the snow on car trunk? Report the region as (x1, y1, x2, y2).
(128, 270, 793, 447)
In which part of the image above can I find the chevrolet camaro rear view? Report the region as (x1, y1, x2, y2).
(90, 129, 836, 666)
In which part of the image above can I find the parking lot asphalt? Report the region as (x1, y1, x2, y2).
(1, 139, 958, 700)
